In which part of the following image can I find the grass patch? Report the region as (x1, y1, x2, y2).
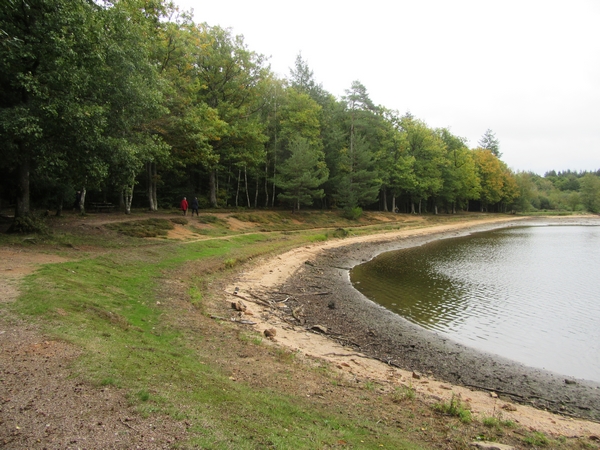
(105, 218, 174, 237)
(307, 233, 328, 242)
(170, 217, 188, 225)
(433, 394, 472, 424)
(197, 214, 228, 227)
(390, 384, 416, 403)
(523, 431, 551, 447)
(482, 415, 516, 429)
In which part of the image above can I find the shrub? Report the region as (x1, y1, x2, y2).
(7, 215, 48, 234)
(332, 228, 349, 238)
(343, 206, 363, 220)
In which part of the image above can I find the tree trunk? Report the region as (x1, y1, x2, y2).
(55, 191, 63, 217)
(209, 169, 218, 207)
(123, 186, 133, 215)
(271, 159, 277, 207)
(264, 160, 269, 207)
(152, 163, 158, 210)
(410, 201, 416, 214)
(235, 169, 241, 207)
(15, 159, 30, 218)
(244, 166, 251, 208)
(392, 195, 397, 213)
(79, 188, 86, 215)
(147, 162, 155, 211)
(271, 92, 278, 208)
(382, 187, 388, 212)
(254, 177, 259, 208)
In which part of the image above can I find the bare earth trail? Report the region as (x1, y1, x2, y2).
(1, 213, 600, 448)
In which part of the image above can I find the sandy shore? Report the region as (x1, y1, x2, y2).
(227, 215, 600, 438)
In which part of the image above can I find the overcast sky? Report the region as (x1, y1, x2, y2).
(174, 0, 600, 175)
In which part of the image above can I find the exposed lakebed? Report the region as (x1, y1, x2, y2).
(277, 217, 600, 421)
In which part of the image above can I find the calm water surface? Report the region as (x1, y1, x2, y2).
(350, 225, 600, 382)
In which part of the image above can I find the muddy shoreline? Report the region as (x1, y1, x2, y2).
(276, 217, 600, 422)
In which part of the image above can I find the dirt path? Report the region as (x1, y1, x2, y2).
(225, 216, 600, 439)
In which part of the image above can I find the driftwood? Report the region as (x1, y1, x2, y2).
(323, 352, 369, 358)
(294, 291, 332, 296)
(227, 291, 271, 308)
(210, 314, 227, 321)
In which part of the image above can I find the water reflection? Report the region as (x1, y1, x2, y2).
(350, 225, 600, 382)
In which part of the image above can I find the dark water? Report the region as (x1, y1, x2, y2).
(350, 225, 600, 382)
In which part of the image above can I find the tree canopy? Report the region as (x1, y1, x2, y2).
(2, 0, 598, 225)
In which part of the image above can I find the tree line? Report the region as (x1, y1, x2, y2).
(1, 0, 598, 226)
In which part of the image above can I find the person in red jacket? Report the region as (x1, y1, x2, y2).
(180, 197, 188, 215)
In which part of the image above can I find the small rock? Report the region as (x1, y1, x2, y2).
(231, 300, 247, 312)
(327, 301, 336, 309)
(565, 379, 577, 385)
(412, 371, 421, 380)
(589, 435, 599, 441)
(470, 442, 515, 450)
(311, 324, 327, 334)
(264, 328, 276, 338)
(490, 392, 498, 398)
(501, 403, 517, 412)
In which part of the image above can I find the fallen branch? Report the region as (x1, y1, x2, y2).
(295, 291, 332, 296)
(227, 291, 271, 308)
(323, 352, 369, 358)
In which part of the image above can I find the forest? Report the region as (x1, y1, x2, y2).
(2, 0, 600, 230)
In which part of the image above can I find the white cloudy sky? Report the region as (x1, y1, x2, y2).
(174, 0, 600, 175)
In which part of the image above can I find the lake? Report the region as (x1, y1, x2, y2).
(350, 225, 600, 382)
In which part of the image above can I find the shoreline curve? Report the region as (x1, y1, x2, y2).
(230, 215, 600, 429)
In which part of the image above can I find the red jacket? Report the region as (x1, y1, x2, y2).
(180, 198, 188, 211)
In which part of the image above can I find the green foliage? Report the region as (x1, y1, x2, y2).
(433, 394, 472, 423)
(523, 431, 550, 447)
(391, 384, 416, 403)
(478, 129, 501, 157)
(343, 206, 363, 220)
(3, 0, 596, 224)
(223, 258, 237, 268)
(7, 215, 48, 234)
(276, 137, 329, 211)
(579, 173, 600, 213)
(332, 227, 350, 238)
(482, 415, 515, 429)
